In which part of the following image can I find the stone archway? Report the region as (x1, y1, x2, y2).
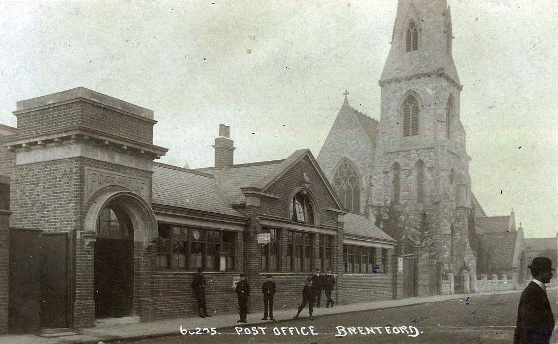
(77, 188, 157, 324)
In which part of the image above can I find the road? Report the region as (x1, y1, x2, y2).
(110, 290, 558, 344)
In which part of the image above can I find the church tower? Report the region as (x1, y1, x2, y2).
(372, 0, 476, 285)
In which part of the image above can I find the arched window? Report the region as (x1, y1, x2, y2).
(290, 191, 315, 225)
(446, 95, 454, 139)
(416, 160, 425, 204)
(332, 159, 361, 213)
(391, 163, 401, 205)
(406, 21, 419, 52)
(403, 95, 419, 137)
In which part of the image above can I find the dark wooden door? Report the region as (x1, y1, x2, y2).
(94, 238, 133, 318)
(9, 229, 42, 333)
(40, 232, 68, 328)
(403, 256, 417, 298)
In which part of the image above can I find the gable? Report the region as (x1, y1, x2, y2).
(318, 99, 377, 181)
(259, 154, 344, 228)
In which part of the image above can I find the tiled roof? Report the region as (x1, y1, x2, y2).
(472, 194, 486, 217)
(478, 231, 518, 271)
(475, 216, 511, 234)
(343, 213, 395, 242)
(525, 238, 557, 252)
(152, 163, 244, 218)
(197, 160, 284, 205)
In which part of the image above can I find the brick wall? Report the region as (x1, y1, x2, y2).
(338, 274, 392, 304)
(261, 155, 340, 229)
(10, 158, 81, 232)
(0, 211, 10, 333)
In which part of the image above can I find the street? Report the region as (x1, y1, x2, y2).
(109, 290, 558, 344)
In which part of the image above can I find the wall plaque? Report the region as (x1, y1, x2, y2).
(85, 168, 149, 201)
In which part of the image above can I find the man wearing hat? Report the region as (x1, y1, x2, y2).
(294, 277, 317, 320)
(311, 269, 323, 308)
(191, 267, 211, 318)
(235, 273, 250, 323)
(261, 274, 276, 321)
(514, 256, 555, 344)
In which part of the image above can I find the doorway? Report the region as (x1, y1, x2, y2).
(94, 204, 134, 318)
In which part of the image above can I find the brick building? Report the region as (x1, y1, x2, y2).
(0, 88, 396, 333)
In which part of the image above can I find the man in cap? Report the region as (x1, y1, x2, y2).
(514, 256, 555, 344)
(261, 274, 276, 321)
(191, 267, 211, 318)
(294, 277, 317, 320)
(235, 273, 250, 323)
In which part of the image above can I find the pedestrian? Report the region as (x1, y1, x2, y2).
(191, 267, 211, 318)
(324, 268, 335, 308)
(235, 273, 250, 323)
(513, 256, 555, 344)
(294, 277, 317, 320)
(311, 269, 323, 308)
(261, 274, 276, 321)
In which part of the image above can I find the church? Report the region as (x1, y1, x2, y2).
(318, 0, 525, 296)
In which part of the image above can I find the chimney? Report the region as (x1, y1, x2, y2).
(213, 124, 235, 168)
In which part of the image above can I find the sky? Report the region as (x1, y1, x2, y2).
(0, 0, 556, 238)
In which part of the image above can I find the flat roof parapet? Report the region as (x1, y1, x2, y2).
(16, 87, 154, 119)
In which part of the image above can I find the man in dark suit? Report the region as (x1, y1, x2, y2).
(191, 267, 211, 318)
(235, 273, 250, 323)
(311, 269, 323, 308)
(323, 269, 336, 308)
(294, 277, 317, 320)
(261, 274, 276, 321)
(514, 256, 555, 344)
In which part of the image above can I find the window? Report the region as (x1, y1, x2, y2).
(406, 21, 418, 52)
(290, 191, 315, 224)
(332, 159, 361, 213)
(446, 95, 454, 139)
(416, 160, 425, 204)
(261, 228, 279, 271)
(157, 224, 235, 271)
(392, 163, 401, 205)
(343, 245, 380, 273)
(317, 234, 334, 272)
(286, 230, 313, 272)
(403, 95, 419, 137)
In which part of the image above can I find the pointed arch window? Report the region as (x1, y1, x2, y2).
(332, 159, 361, 213)
(403, 95, 419, 137)
(290, 191, 315, 225)
(416, 160, 425, 204)
(446, 95, 454, 139)
(406, 21, 419, 52)
(391, 163, 401, 205)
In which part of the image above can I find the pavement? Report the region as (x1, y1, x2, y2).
(0, 288, 526, 344)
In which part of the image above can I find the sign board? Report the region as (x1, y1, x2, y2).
(398, 257, 404, 273)
(257, 233, 271, 244)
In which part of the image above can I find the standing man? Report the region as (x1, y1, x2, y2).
(324, 269, 336, 308)
(261, 274, 276, 321)
(311, 269, 323, 308)
(514, 256, 555, 344)
(191, 267, 211, 318)
(235, 273, 250, 323)
(294, 277, 317, 320)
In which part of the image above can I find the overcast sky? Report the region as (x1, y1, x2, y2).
(0, 0, 556, 238)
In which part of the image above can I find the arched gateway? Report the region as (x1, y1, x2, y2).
(84, 189, 157, 319)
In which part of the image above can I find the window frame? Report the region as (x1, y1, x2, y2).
(156, 223, 236, 272)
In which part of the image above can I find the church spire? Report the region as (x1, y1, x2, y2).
(380, 0, 460, 88)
